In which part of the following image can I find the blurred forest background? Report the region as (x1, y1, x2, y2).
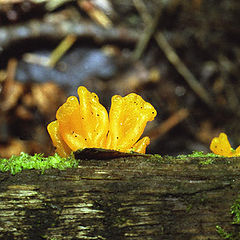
(0, 0, 240, 158)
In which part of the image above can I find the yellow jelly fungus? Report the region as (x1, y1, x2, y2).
(47, 86, 157, 157)
(210, 132, 240, 157)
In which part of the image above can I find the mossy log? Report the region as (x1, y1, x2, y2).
(0, 155, 240, 240)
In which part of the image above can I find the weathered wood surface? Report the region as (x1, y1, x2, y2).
(0, 156, 240, 240)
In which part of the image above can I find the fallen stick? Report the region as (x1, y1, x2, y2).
(0, 19, 139, 51)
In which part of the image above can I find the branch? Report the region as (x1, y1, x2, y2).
(133, 0, 214, 107)
(0, 19, 139, 51)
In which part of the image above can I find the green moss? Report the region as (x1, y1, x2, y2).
(216, 225, 234, 240)
(177, 151, 219, 159)
(0, 152, 79, 175)
(231, 198, 240, 224)
(186, 204, 192, 213)
(216, 197, 240, 240)
(174, 151, 224, 165)
(199, 158, 215, 165)
(149, 154, 162, 162)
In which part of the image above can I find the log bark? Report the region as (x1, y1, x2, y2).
(0, 155, 240, 239)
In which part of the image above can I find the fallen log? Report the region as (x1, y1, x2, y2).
(0, 154, 240, 239)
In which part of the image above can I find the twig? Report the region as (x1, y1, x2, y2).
(1, 58, 24, 111)
(0, 18, 139, 51)
(22, 53, 49, 66)
(0, 71, 7, 85)
(44, 0, 72, 11)
(0, 0, 23, 3)
(155, 32, 213, 106)
(133, 0, 214, 107)
(132, 7, 161, 60)
(22, 35, 77, 68)
(146, 108, 189, 141)
(218, 55, 239, 112)
(6, 58, 17, 84)
(78, 0, 113, 29)
(133, 0, 151, 24)
(48, 34, 76, 68)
